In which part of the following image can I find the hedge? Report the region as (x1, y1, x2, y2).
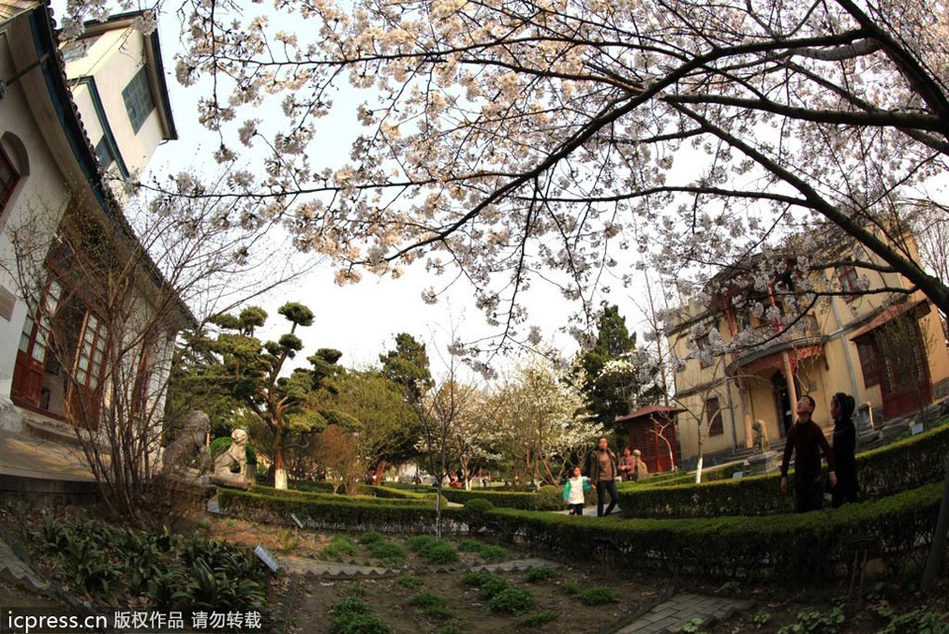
(250, 485, 434, 507)
(482, 482, 942, 582)
(438, 486, 563, 511)
(291, 481, 446, 504)
(617, 420, 949, 518)
(217, 489, 465, 534)
(214, 483, 943, 582)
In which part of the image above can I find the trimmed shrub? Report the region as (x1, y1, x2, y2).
(329, 596, 391, 634)
(525, 566, 557, 583)
(487, 482, 943, 582)
(398, 575, 424, 588)
(323, 536, 359, 558)
(406, 535, 457, 564)
(462, 570, 493, 587)
(521, 610, 559, 627)
(479, 576, 514, 599)
(464, 498, 495, 513)
(489, 587, 534, 614)
(617, 421, 949, 518)
(407, 535, 439, 552)
(367, 541, 406, 563)
(418, 541, 458, 565)
(439, 487, 563, 511)
(577, 587, 619, 606)
(408, 591, 442, 608)
(359, 531, 385, 545)
(252, 485, 431, 508)
(217, 480, 943, 583)
(216, 489, 464, 535)
(456, 539, 507, 561)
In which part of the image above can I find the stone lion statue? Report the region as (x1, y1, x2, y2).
(162, 411, 210, 476)
(752, 419, 769, 453)
(209, 428, 252, 490)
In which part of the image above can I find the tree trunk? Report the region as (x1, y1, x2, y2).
(272, 424, 287, 490)
(373, 459, 387, 485)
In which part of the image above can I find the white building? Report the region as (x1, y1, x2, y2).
(0, 2, 187, 434)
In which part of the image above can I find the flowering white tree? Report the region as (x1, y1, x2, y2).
(62, 0, 949, 354)
(187, 1, 949, 314)
(492, 356, 600, 485)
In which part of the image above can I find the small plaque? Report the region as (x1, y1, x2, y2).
(731, 471, 743, 479)
(911, 423, 924, 436)
(254, 544, 280, 572)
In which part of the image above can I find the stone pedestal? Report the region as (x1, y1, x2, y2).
(746, 450, 779, 475)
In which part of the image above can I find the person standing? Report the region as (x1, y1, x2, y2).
(830, 392, 859, 507)
(618, 448, 636, 481)
(562, 466, 591, 515)
(587, 437, 619, 516)
(631, 449, 649, 481)
(780, 395, 837, 513)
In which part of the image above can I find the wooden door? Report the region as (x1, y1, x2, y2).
(880, 327, 932, 420)
(11, 281, 62, 408)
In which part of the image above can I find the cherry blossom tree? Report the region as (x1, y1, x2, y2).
(63, 0, 949, 354)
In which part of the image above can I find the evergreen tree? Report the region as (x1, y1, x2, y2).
(379, 333, 433, 402)
(576, 305, 661, 432)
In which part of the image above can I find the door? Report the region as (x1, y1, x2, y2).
(12, 281, 62, 408)
(879, 325, 932, 419)
(771, 371, 793, 438)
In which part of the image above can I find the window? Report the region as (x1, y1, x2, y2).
(856, 341, 880, 387)
(122, 67, 155, 133)
(706, 396, 724, 436)
(839, 267, 860, 301)
(0, 145, 20, 213)
(75, 312, 107, 390)
(19, 281, 62, 365)
(94, 137, 114, 171)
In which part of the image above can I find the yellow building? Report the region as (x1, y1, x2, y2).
(666, 232, 949, 467)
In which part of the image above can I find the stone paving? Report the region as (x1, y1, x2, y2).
(615, 592, 753, 633)
(0, 536, 50, 595)
(0, 429, 91, 481)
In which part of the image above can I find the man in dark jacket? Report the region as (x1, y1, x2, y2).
(780, 395, 837, 512)
(586, 437, 619, 516)
(831, 392, 859, 507)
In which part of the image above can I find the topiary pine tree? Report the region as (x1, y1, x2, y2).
(194, 302, 342, 489)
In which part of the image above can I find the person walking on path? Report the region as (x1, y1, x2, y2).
(830, 392, 859, 507)
(780, 395, 837, 513)
(562, 466, 591, 515)
(587, 437, 620, 516)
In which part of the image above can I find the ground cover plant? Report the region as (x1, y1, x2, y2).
(33, 513, 267, 613)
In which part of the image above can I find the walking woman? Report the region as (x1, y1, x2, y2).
(831, 392, 859, 507)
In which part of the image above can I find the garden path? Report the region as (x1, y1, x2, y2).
(614, 592, 752, 633)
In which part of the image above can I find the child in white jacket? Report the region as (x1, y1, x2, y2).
(562, 466, 591, 516)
